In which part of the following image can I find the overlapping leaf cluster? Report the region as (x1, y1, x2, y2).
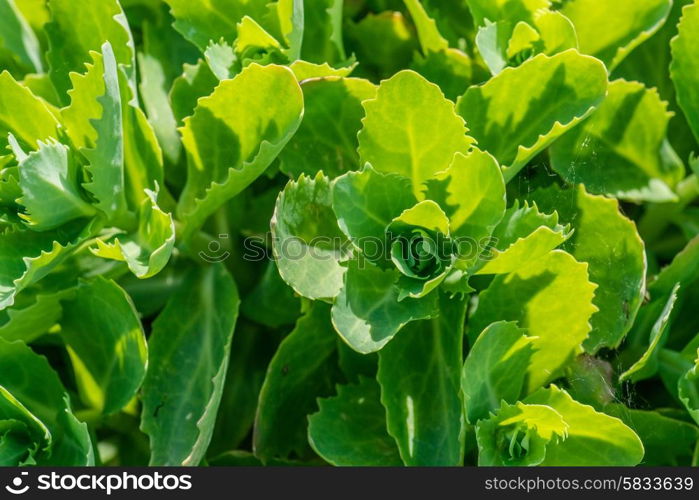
(0, 0, 698, 467)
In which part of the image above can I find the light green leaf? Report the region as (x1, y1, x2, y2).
(476, 400, 568, 466)
(308, 377, 401, 466)
(81, 42, 127, 220)
(91, 190, 175, 279)
(280, 77, 376, 179)
(525, 385, 644, 466)
(46, 0, 134, 103)
(671, 1, 699, 142)
(59, 277, 147, 415)
(475, 201, 570, 275)
(358, 70, 474, 198)
(17, 139, 96, 230)
(272, 173, 349, 301)
(177, 63, 303, 241)
(457, 50, 607, 181)
(561, 0, 672, 70)
(621, 285, 679, 383)
(403, 0, 449, 53)
(551, 80, 679, 202)
(289, 60, 356, 80)
(163, 0, 267, 52)
(0, 0, 43, 73)
(233, 16, 283, 67)
(378, 291, 466, 465)
(470, 250, 598, 391)
(332, 165, 417, 263)
(254, 302, 339, 461)
(462, 321, 535, 424)
(0, 70, 59, 150)
(331, 259, 439, 354)
(530, 185, 647, 353)
(425, 150, 505, 255)
(0, 338, 93, 465)
(141, 264, 239, 466)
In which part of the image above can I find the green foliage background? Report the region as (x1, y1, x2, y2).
(0, 0, 698, 466)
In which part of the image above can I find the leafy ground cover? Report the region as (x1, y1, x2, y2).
(0, 0, 698, 466)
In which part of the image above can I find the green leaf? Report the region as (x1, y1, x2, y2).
(241, 260, 301, 328)
(403, 0, 449, 53)
(475, 201, 570, 275)
(470, 250, 598, 391)
(358, 70, 474, 198)
(280, 77, 376, 179)
(301, 0, 346, 64)
(425, 150, 505, 265)
(254, 302, 339, 461)
(679, 348, 699, 425)
(163, 0, 267, 52)
(0, 291, 63, 343)
(551, 80, 679, 202)
(378, 291, 466, 465)
(91, 190, 175, 279)
(620, 284, 679, 382)
(606, 404, 699, 466)
(465, 0, 550, 27)
(650, 235, 699, 297)
(177, 63, 303, 241)
(0, 0, 43, 73)
(309, 376, 401, 466)
(141, 264, 239, 466)
(410, 47, 479, 102)
(561, 0, 672, 71)
(525, 386, 644, 466)
(0, 70, 59, 150)
(671, 1, 699, 143)
(457, 50, 607, 181)
(169, 59, 218, 126)
(346, 12, 417, 80)
(530, 185, 647, 353)
(59, 277, 147, 414)
(272, 173, 350, 301)
(476, 400, 568, 466)
(462, 321, 535, 424)
(332, 165, 417, 263)
(0, 338, 93, 465)
(331, 259, 439, 354)
(137, 19, 198, 165)
(0, 220, 94, 310)
(208, 320, 282, 455)
(17, 139, 96, 230)
(46, 0, 135, 103)
(81, 42, 128, 220)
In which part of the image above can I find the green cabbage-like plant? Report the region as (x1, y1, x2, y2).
(0, 0, 698, 468)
